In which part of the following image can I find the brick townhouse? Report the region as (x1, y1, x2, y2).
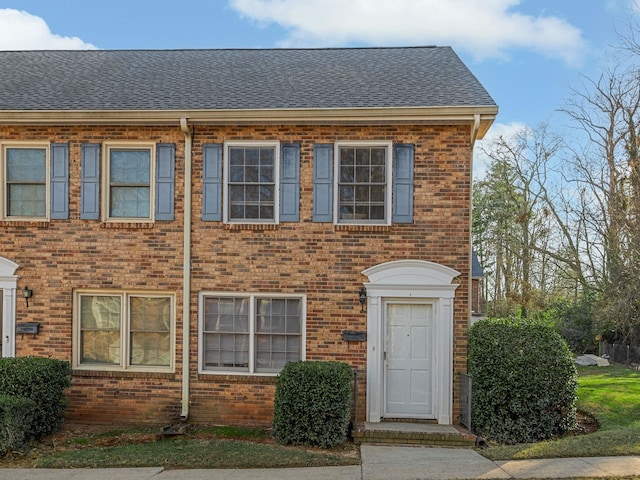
(0, 47, 496, 427)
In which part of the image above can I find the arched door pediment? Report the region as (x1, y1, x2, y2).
(363, 259, 460, 287)
(0, 257, 19, 278)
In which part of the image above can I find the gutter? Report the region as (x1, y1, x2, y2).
(180, 117, 192, 421)
(0, 106, 498, 136)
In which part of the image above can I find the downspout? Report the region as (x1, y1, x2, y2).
(180, 117, 192, 421)
(470, 113, 480, 146)
(469, 114, 481, 324)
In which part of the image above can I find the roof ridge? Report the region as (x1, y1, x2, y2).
(0, 45, 443, 54)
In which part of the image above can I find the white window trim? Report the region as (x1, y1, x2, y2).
(0, 142, 50, 221)
(333, 141, 393, 226)
(102, 142, 156, 223)
(198, 291, 306, 376)
(72, 289, 175, 373)
(223, 141, 281, 225)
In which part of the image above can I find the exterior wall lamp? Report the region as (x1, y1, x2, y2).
(22, 286, 33, 308)
(359, 286, 367, 313)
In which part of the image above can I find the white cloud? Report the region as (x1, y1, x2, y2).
(0, 9, 96, 50)
(230, 0, 586, 65)
(474, 122, 527, 180)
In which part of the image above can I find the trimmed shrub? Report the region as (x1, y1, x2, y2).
(0, 357, 71, 440)
(273, 361, 352, 448)
(0, 395, 37, 455)
(469, 318, 577, 444)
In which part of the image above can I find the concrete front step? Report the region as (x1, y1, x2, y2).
(352, 422, 476, 447)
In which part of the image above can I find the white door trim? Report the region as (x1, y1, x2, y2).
(0, 257, 19, 358)
(363, 260, 459, 425)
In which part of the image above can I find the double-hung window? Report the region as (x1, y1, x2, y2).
(200, 293, 304, 374)
(336, 142, 392, 224)
(104, 143, 155, 221)
(1, 144, 48, 219)
(224, 142, 280, 223)
(74, 291, 174, 372)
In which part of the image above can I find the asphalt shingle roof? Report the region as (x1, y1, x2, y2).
(472, 251, 485, 278)
(0, 47, 495, 112)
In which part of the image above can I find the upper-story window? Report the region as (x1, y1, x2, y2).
(337, 143, 391, 224)
(313, 141, 413, 225)
(103, 143, 155, 221)
(1, 144, 49, 219)
(224, 142, 280, 223)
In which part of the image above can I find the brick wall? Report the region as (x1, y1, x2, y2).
(1, 122, 471, 426)
(1, 125, 186, 423)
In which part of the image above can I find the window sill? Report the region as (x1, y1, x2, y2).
(224, 223, 279, 231)
(197, 372, 278, 383)
(335, 224, 391, 232)
(0, 220, 50, 227)
(100, 222, 155, 229)
(72, 369, 175, 379)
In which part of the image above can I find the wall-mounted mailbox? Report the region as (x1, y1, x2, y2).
(16, 322, 39, 335)
(343, 330, 367, 342)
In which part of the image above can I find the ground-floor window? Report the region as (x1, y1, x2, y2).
(73, 290, 174, 372)
(199, 293, 305, 375)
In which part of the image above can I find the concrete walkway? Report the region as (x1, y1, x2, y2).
(1, 446, 640, 479)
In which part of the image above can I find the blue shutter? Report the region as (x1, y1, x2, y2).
(155, 143, 175, 221)
(81, 143, 101, 220)
(312, 144, 333, 222)
(280, 143, 300, 222)
(50, 143, 69, 219)
(393, 143, 414, 224)
(202, 144, 222, 221)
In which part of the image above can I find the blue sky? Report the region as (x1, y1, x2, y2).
(0, 0, 636, 173)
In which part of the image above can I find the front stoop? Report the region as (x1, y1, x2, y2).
(352, 422, 476, 447)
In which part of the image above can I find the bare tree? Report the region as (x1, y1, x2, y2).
(562, 63, 640, 342)
(474, 124, 572, 317)
(474, 12, 640, 341)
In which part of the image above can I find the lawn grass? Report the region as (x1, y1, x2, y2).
(7, 424, 359, 469)
(481, 364, 640, 460)
(35, 436, 357, 469)
(577, 365, 640, 429)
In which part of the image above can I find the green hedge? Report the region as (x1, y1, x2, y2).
(0, 395, 37, 455)
(273, 361, 352, 448)
(0, 357, 71, 440)
(469, 318, 577, 444)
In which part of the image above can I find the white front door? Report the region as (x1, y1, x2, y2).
(385, 303, 434, 418)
